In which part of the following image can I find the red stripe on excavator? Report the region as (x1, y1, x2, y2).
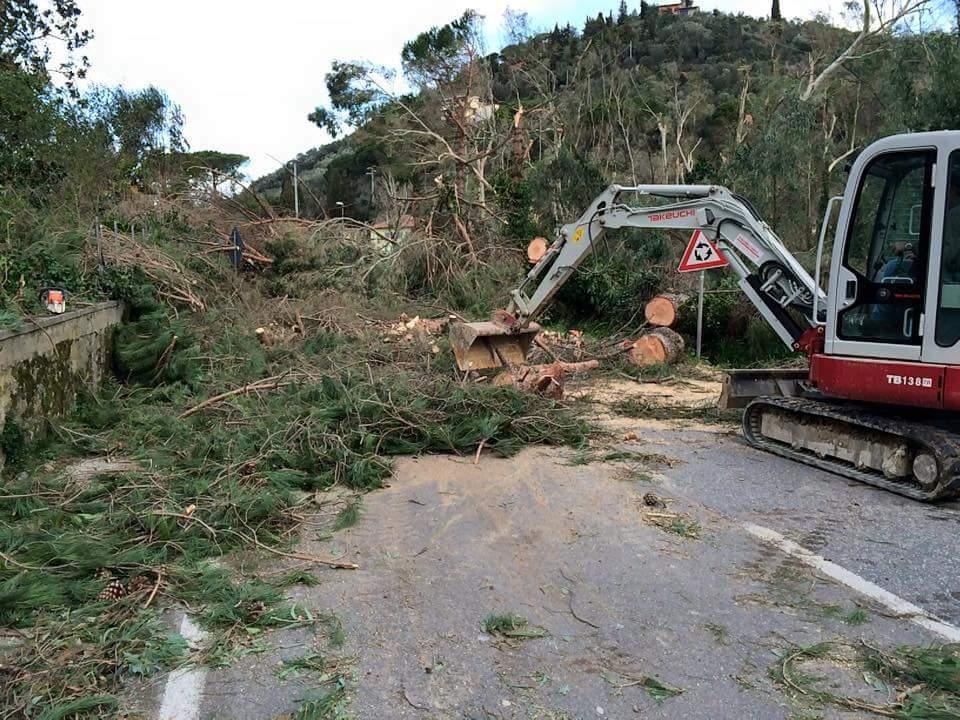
(809, 354, 955, 409)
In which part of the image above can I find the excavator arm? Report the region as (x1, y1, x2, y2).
(509, 184, 823, 347)
(449, 183, 824, 372)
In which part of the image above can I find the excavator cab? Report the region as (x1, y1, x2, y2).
(815, 132, 960, 397)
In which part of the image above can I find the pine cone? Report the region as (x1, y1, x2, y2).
(127, 575, 151, 593)
(97, 579, 127, 602)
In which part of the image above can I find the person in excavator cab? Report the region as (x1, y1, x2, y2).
(876, 241, 918, 284)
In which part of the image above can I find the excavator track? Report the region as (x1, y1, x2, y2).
(743, 396, 960, 502)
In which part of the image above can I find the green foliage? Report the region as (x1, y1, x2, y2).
(0, 307, 23, 330)
(309, 61, 392, 138)
(0, 417, 27, 469)
(294, 683, 350, 720)
(401, 10, 481, 86)
(0, 0, 92, 86)
(333, 498, 362, 530)
(113, 309, 200, 387)
(493, 172, 539, 240)
(37, 696, 119, 720)
(527, 148, 606, 227)
(774, 641, 960, 719)
(483, 612, 547, 638)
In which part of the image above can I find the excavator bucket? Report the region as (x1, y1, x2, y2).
(718, 368, 810, 409)
(448, 320, 542, 372)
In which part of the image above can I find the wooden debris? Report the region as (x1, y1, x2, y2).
(628, 327, 685, 367)
(493, 360, 600, 399)
(179, 374, 296, 418)
(384, 314, 451, 342)
(644, 293, 690, 328)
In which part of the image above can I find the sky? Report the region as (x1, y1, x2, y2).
(75, 0, 830, 179)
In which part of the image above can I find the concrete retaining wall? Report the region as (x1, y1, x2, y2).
(0, 302, 123, 468)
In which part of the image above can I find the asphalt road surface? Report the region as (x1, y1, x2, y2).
(131, 389, 960, 720)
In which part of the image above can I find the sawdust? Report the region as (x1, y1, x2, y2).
(569, 376, 726, 433)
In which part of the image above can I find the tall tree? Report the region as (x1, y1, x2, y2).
(0, 0, 92, 90)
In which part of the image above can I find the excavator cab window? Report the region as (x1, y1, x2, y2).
(935, 152, 960, 347)
(839, 149, 934, 344)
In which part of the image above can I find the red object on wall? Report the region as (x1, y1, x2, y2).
(809, 354, 949, 409)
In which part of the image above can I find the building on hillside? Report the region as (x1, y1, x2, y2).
(370, 214, 416, 251)
(440, 95, 500, 125)
(658, 0, 698, 15)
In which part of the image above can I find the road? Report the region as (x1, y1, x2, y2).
(131, 377, 960, 720)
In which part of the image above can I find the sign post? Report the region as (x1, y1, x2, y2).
(697, 271, 705, 358)
(678, 229, 728, 360)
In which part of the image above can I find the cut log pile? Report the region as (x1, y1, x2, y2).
(626, 327, 685, 367)
(527, 237, 549, 264)
(458, 288, 698, 396)
(643, 293, 689, 328)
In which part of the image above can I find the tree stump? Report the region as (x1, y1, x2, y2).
(628, 327, 685, 366)
(643, 293, 690, 328)
(527, 237, 549, 264)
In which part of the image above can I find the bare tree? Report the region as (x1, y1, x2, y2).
(801, 0, 931, 101)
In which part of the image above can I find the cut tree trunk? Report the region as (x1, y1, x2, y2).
(628, 327, 685, 367)
(644, 293, 690, 328)
(527, 237, 549, 264)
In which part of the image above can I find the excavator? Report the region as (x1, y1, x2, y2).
(449, 131, 960, 502)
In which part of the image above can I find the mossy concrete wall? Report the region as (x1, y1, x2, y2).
(0, 302, 122, 468)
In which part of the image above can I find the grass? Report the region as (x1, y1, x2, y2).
(483, 612, 548, 639)
(772, 640, 960, 719)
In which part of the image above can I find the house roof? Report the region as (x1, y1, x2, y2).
(371, 214, 416, 231)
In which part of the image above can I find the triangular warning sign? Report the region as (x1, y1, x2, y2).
(678, 230, 728, 273)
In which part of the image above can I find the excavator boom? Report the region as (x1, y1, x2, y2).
(450, 184, 824, 369)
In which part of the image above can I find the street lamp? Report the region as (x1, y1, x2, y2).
(335, 201, 345, 218)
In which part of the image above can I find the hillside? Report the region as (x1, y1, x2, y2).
(255, 3, 960, 250)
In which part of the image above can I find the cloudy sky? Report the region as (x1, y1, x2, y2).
(76, 0, 831, 179)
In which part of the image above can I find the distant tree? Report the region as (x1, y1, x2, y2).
(771, 0, 782, 20)
(308, 61, 392, 138)
(618, 0, 630, 25)
(401, 10, 484, 88)
(88, 86, 185, 169)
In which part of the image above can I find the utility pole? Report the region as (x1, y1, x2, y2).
(366, 166, 377, 211)
(293, 161, 300, 219)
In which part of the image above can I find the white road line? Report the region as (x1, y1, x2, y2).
(743, 522, 960, 643)
(157, 614, 208, 720)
